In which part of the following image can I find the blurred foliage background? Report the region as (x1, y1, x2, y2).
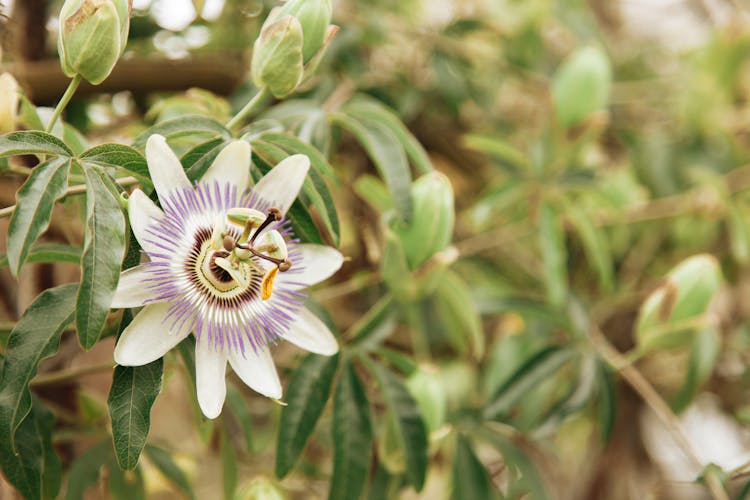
(3, 0, 750, 499)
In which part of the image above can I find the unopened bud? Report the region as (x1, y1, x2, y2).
(251, 15, 304, 98)
(58, 0, 131, 84)
(0, 73, 20, 133)
(271, 0, 331, 62)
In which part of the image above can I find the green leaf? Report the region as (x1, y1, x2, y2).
(18, 95, 45, 131)
(0, 131, 74, 158)
(596, 361, 616, 443)
(484, 433, 550, 500)
(225, 385, 254, 454)
(484, 346, 576, 421)
(144, 445, 195, 500)
(7, 157, 71, 277)
(108, 462, 146, 500)
(349, 294, 397, 351)
(364, 359, 428, 491)
(353, 175, 393, 213)
(0, 283, 77, 448)
(276, 353, 339, 478)
(108, 360, 164, 470)
(452, 435, 495, 500)
(564, 201, 614, 292)
(671, 327, 720, 412)
(462, 133, 529, 171)
(77, 167, 127, 349)
(381, 229, 414, 296)
(133, 115, 230, 149)
(332, 112, 413, 221)
(538, 201, 568, 308)
(329, 359, 373, 500)
(220, 426, 237, 500)
(0, 399, 62, 500)
(260, 131, 336, 179)
(64, 441, 112, 500)
(183, 137, 227, 182)
(434, 270, 484, 359)
(344, 96, 433, 174)
(0, 243, 81, 268)
(80, 144, 152, 191)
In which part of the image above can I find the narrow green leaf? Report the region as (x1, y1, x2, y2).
(7, 157, 71, 277)
(564, 201, 614, 292)
(144, 445, 195, 500)
(220, 426, 237, 500)
(344, 97, 433, 174)
(538, 201, 568, 307)
(0, 283, 77, 450)
(483, 433, 550, 500)
(331, 112, 413, 221)
(671, 327, 720, 412)
(225, 385, 254, 454)
(183, 138, 227, 182)
(434, 270, 485, 359)
(133, 115, 229, 149)
(329, 359, 373, 500)
(80, 144, 152, 191)
(381, 229, 414, 296)
(596, 361, 616, 443)
(353, 175, 393, 213)
(108, 360, 164, 470)
(484, 346, 575, 421)
(349, 294, 397, 351)
(260, 131, 336, 179)
(364, 359, 428, 491)
(452, 435, 495, 500)
(462, 133, 529, 170)
(77, 167, 127, 349)
(18, 95, 45, 131)
(276, 353, 340, 478)
(0, 243, 81, 268)
(0, 399, 62, 500)
(108, 462, 146, 500)
(64, 441, 112, 500)
(0, 131, 74, 158)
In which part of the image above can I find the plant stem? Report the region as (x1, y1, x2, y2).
(31, 362, 114, 387)
(45, 74, 82, 133)
(226, 87, 270, 131)
(0, 175, 140, 219)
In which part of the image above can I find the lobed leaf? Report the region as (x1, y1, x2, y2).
(7, 157, 71, 277)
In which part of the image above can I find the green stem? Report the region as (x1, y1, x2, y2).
(226, 87, 270, 132)
(45, 74, 82, 133)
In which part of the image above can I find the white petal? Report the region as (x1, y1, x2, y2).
(111, 265, 161, 308)
(254, 154, 309, 215)
(145, 134, 191, 206)
(228, 346, 282, 399)
(128, 189, 164, 255)
(200, 140, 251, 192)
(114, 302, 187, 366)
(281, 244, 343, 288)
(195, 343, 227, 419)
(283, 308, 339, 355)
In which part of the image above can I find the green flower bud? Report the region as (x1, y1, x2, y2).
(552, 45, 612, 128)
(58, 0, 131, 85)
(392, 172, 455, 269)
(636, 254, 722, 353)
(271, 0, 332, 62)
(0, 73, 20, 133)
(251, 15, 304, 98)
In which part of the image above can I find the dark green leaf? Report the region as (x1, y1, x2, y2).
(0, 131, 74, 158)
(671, 327, 720, 413)
(6, 157, 71, 277)
(0, 243, 81, 268)
(0, 283, 77, 448)
(364, 359, 428, 491)
(225, 385, 254, 454)
(260, 131, 336, 179)
(565, 201, 614, 292)
(329, 359, 373, 500)
(276, 353, 340, 478)
(183, 138, 227, 182)
(220, 426, 237, 500)
(77, 167, 127, 349)
(108, 461, 145, 500)
(452, 435, 495, 500)
(344, 97, 433, 174)
(349, 294, 397, 351)
(0, 399, 62, 500)
(108, 360, 164, 470)
(596, 361, 616, 443)
(80, 144, 152, 191)
(133, 115, 229, 149)
(286, 198, 324, 244)
(144, 445, 195, 500)
(64, 441, 112, 500)
(538, 201, 568, 308)
(484, 346, 575, 421)
(331, 112, 413, 221)
(434, 270, 484, 358)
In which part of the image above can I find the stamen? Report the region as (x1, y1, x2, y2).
(246, 247, 293, 271)
(261, 266, 279, 300)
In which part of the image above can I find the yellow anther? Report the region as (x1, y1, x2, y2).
(261, 265, 279, 300)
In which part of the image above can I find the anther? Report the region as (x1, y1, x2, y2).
(278, 259, 292, 272)
(223, 235, 236, 252)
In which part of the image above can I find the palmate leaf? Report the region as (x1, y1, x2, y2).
(0, 284, 77, 500)
(77, 167, 127, 349)
(0, 130, 73, 158)
(364, 359, 428, 492)
(329, 359, 373, 500)
(6, 157, 71, 277)
(107, 360, 164, 470)
(276, 353, 340, 478)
